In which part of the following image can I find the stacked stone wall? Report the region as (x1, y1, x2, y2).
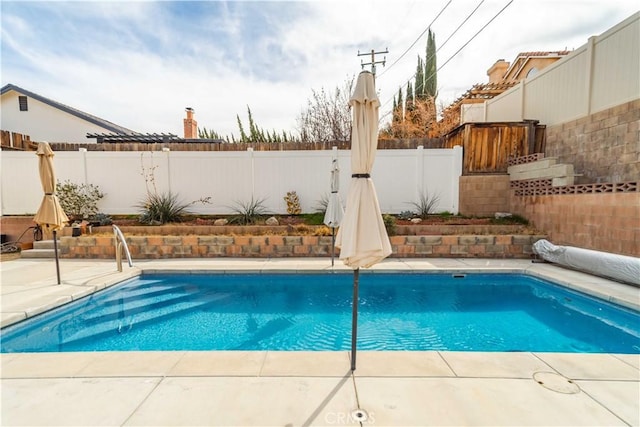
(60, 234, 546, 260)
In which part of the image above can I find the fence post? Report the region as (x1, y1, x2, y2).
(79, 147, 88, 185)
(247, 147, 255, 199)
(452, 145, 463, 214)
(416, 145, 424, 201)
(519, 80, 526, 121)
(584, 36, 596, 117)
(162, 147, 171, 193)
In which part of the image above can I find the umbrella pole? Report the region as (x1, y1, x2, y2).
(331, 227, 335, 267)
(53, 230, 61, 285)
(351, 268, 359, 371)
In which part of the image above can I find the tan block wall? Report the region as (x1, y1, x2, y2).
(509, 192, 640, 257)
(459, 175, 510, 216)
(545, 99, 640, 183)
(59, 234, 546, 260)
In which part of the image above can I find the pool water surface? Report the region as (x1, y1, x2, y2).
(1, 273, 639, 353)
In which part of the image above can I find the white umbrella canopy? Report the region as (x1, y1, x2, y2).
(34, 142, 69, 284)
(335, 71, 391, 268)
(324, 155, 344, 267)
(323, 158, 344, 228)
(335, 71, 391, 371)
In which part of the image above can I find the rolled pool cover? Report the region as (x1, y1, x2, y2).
(533, 239, 640, 286)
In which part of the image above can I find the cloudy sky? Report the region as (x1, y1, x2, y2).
(2, 0, 637, 139)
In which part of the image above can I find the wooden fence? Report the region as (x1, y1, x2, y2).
(442, 121, 546, 174)
(2, 124, 545, 175)
(0, 130, 36, 151)
(43, 138, 441, 152)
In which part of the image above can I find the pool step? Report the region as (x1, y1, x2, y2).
(20, 240, 56, 259)
(60, 299, 215, 348)
(56, 287, 228, 348)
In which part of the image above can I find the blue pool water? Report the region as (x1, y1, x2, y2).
(1, 273, 639, 353)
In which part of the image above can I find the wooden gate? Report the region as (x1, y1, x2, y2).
(442, 121, 545, 174)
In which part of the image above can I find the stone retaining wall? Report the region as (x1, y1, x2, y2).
(545, 99, 639, 183)
(510, 191, 639, 257)
(459, 175, 510, 216)
(59, 234, 546, 259)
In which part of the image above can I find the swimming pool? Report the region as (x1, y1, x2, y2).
(1, 272, 639, 353)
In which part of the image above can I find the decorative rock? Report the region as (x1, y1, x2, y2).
(495, 212, 513, 219)
(214, 218, 228, 226)
(265, 216, 279, 226)
(410, 218, 422, 224)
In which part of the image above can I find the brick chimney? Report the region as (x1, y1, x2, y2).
(183, 107, 197, 139)
(487, 59, 509, 83)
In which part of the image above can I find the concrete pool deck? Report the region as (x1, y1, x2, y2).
(1, 258, 639, 426)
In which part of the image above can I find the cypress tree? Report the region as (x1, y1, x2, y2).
(406, 81, 414, 111)
(396, 87, 404, 124)
(236, 114, 248, 143)
(425, 29, 437, 98)
(247, 106, 259, 142)
(415, 56, 425, 99)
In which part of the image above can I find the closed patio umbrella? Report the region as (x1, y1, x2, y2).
(335, 71, 392, 371)
(323, 152, 344, 266)
(34, 142, 69, 284)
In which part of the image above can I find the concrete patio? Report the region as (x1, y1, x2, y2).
(1, 258, 639, 426)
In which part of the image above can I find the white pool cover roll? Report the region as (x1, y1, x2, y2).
(533, 239, 640, 286)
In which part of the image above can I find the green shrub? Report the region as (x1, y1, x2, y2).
(90, 213, 113, 226)
(383, 214, 397, 236)
(398, 210, 415, 220)
(56, 180, 104, 221)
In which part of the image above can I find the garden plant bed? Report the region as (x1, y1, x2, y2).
(82, 223, 537, 237)
(74, 214, 537, 237)
(2, 214, 539, 249)
(53, 215, 545, 260)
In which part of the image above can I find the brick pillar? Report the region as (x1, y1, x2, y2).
(183, 107, 197, 139)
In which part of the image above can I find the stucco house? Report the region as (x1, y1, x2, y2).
(1, 84, 135, 143)
(440, 51, 571, 132)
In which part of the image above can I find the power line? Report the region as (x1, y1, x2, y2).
(377, 0, 452, 78)
(416, 0, 486, 95)
(433, 0, 485, 65)
(433, 0, 514, 83)
(379, 0, 514, 123)
(380, 0, 486, 111)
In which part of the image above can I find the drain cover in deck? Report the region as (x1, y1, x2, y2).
(533, 371, 580, 394)
(351, 409, 369, 422)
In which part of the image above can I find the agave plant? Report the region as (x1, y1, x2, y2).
(228, 197, 270, 225)
(408, 192, 441, 219)
(137, 192, 191, 225)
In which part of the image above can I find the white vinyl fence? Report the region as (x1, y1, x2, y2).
(462, 12, 639, 127)
(1, 146, 462, 217)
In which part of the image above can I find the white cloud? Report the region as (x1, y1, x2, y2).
(1, 0, 638, 138)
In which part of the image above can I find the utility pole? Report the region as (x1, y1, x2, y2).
(358, 48, 388, 76)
